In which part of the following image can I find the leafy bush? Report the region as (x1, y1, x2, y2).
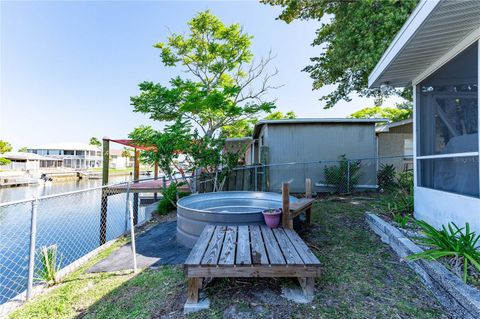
(407, 221, 480, 283)
(377, 169, 413, 225)
(397, 170, 413, 191)
(377, 164, 397, 190)
(36, 245, 61, 286)
(157, 182, 187, 215)
(324, 155, 361, 194)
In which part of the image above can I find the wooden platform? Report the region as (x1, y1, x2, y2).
(184, 225, 321, 305)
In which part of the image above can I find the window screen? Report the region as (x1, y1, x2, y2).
(418, 42, 478, 156)
(417, 42, 479, 197)
(418, 156, 479, 197)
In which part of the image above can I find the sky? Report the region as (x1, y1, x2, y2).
(0, 0, 402, 150)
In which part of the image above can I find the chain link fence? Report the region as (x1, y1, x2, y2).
(0, 181, 153, 316)
(0, 155, 412, 316)
(196, 155, 413, 194)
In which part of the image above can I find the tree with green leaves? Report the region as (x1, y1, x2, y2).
(131, 10, 278, 139)
(350, 104, 412, 123)
(18, 147, 28, 152)
(262, 0, 419, 108)
(89, 137, 101, 147)
(0, 140, 12, 166)
(130, 11, 280, 191)
(222, 110, 296, 137)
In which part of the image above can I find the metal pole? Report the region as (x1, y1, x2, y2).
(128, 198, 138, 273)
(254, 166, 258, 191)
(27, 198, 38, 300)
(124, 182, 131, 233)
(347, 160, 351, 193)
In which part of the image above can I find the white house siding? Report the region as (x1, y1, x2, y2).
(260, 123, 377, 193)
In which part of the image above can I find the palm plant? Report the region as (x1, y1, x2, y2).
(407, 221, 480, 283)
(36, 245, 62, 285)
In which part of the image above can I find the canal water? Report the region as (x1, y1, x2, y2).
(0, 176, 153, 305)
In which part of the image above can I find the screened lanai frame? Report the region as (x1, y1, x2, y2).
(413, 39, 480, 199)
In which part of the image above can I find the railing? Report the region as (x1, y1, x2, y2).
(0, 180, 149, 316)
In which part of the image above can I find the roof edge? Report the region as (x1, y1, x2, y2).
(368, 0, 441, 88)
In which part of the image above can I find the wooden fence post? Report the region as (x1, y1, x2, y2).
(282, 182, 292, 229)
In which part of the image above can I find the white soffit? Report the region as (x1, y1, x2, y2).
(368, 0, 480, 88)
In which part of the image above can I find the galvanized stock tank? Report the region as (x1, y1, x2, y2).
(176, 191, 298, 248)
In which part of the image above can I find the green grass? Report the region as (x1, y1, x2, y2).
(9, 194, 448, 319)
(8, 238, 183, 319)
(189, 194, 447, 319)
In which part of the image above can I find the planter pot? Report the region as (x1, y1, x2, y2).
(262, 209, 282, 228)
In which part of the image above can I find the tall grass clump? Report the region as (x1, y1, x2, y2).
(36, 245, 61, 286)
(407, 221, 480, 283)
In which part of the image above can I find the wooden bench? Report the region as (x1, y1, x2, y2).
(184, 225, 321, 306)
(282, 180, 315, 229)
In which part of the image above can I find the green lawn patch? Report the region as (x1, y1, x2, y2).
(9, 194, 448, 319)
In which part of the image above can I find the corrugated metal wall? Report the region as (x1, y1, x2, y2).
(260, 123, 378, 193)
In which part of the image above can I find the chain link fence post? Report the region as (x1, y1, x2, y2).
(124, 182, 131, 233)
(347, 160, 351, 193)
(26, 198, 38, 300)
(128, 197, 138, 274)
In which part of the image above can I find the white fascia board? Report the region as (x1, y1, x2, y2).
(368, 0, 441, 88)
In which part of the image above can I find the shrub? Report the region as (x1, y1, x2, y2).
(407, 221, 480, 283)
(397, 170, 413, 191)
(36, 245, 61, 286)
(157, 182, 187, 215)
(324, 155, 361, 193)
(377, 164, 397, 191)
(377, 169, 413, 225)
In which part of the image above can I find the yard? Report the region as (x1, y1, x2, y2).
(8, 194, 447, 319)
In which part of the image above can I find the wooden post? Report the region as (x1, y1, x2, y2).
(154, 160, 159, 201)
(186, 277, 202, 304)
(133, 148, 140, 225)
(100, 138, 110, 245)
(305, 178, 312, 199)
(102, 138, 110, 185)
(282, 182, 292, 229)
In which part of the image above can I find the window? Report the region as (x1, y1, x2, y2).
(416, 42, 479, 197)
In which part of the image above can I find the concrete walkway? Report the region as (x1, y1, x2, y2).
(88, 220, 191, 273)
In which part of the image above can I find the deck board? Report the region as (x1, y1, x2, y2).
(201, 226, 226, 265)
(185, 225, 215, 265)
(260, 225, 286, 265)
(272, 228, 304, 264)
(283, 228, 320, 265)
(218, 226, 237, 265)
(250, 225, 269, 265)
(236, 226, 251, 265)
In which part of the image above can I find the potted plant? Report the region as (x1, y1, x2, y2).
(262, 208, 282, 228)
